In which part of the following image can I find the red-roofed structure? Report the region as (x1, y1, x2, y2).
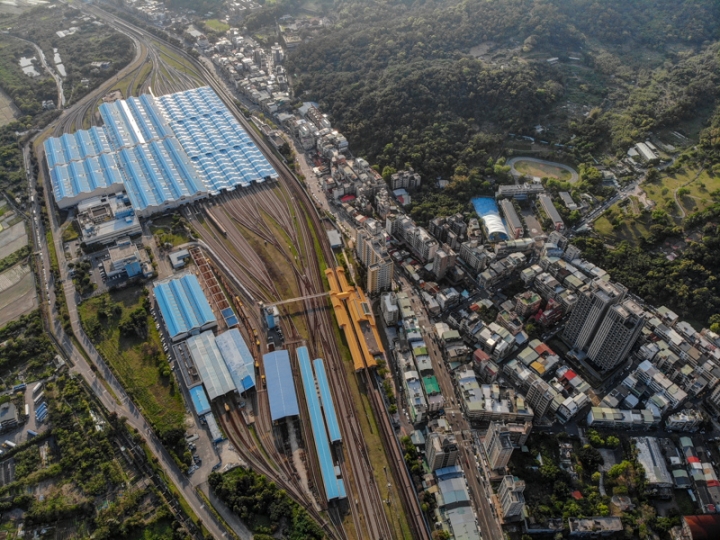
(534, 343, 554, 356)
(571, 490, 583, 500)
(474, 349, 490, 363)
(683, 515, 720, 539)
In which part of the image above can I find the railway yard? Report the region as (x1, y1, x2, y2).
(28, 3, 427, 539)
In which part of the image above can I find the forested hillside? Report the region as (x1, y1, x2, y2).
(285, 0, 720, 179)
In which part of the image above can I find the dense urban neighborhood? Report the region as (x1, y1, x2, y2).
(1, 1, 720, 540)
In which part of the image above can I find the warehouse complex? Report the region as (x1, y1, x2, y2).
(43, 87, 277, 216)
(154, 274, 218, 342)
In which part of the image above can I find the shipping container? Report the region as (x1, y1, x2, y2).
(32, 382, 43, 396)
(33, 392, 44, 405)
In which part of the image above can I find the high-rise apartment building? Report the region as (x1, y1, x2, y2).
(563, 280, 626, 351)
(355, 229, 394, 294)
(588, 299, 646, 371)
(499, 475, 525, 519)
(426, 432, 459, 471)
(484, 422, 514, 470)
(525, 378, 557, 419)
(433, 246, 457, 280)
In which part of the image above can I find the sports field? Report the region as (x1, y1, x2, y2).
(513, 159, 575, 182)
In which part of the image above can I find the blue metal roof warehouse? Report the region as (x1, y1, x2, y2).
(43, 87, 277, 214)
(189, 385, 211, 416)
(187, 331, 236, 401)
(298, 347, 346, 501)
(263, 350, 299, 422)
(153, 274, 217, 341)
(215, 329, 256, 394)
(313, 358, 342, 444)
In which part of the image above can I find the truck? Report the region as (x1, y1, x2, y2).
(33, 392, 44, 405)
(27, 430, 38, 438)
(32, 382, 43, 396)
(261, 374, 266, 387)
(3, 441, 17, 449)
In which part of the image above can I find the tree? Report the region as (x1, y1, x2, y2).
(382, 166, 397, 183)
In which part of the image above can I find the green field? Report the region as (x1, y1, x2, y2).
(643, 168, 720, 220)
(77, 287, 185, 438)
(514, 159, 574, 182)
(150, 215, 192, 247)
(203, 19, 230, 33)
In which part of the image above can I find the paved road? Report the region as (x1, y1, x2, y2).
(23, 26, 236, 540)
(396, 274, 505, 540)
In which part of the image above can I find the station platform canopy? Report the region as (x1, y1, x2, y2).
(298, 347, 346, 501)
(313, 358, 342, 444)
(263, 350, 299, 421)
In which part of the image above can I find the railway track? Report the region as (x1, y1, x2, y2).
(63, 4, 429, 538)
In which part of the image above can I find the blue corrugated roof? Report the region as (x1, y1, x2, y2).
(45, 87, 272, 210)
(204, 412, 224, 443)
(189, 385, 211, 415)
(313, 358, 342, 444)
(263, 349, 299, 421)
(298, 347, 344, 501)
(215, 329, 255, 394)
(154, 274, 216, 339)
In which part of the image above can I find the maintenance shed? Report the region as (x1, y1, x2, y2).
(189, 385, 211, 416)
(299, 347, 346, 501)
(215, 329, 255, 394)
(313, 358, 342, 444)
(187, 331, 236, 401)
(263, 350, 299, 422)
(154, 274, 217, 342)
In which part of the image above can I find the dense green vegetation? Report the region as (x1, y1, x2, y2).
(0, 311, 56, 384)
(0, 374, 188, 539)
(2, 5, 134, 107)
(209, 467, 324, 539)
(282, 0, 720, 219)
(0, 244, 30, 273)
(77, 287, 189, 467)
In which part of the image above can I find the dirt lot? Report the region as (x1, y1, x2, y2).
(0, 263, 37, 326)
(0, 222, 28, 259)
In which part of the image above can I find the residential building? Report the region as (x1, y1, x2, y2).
(380, 292, 399, 325)
(526, 378, 557, 419)
(586, 407, 660, 429)
(563, 280, 626, 352)
(484, 422, 514, 470)
(389, 168, 421, 191)
(355, 229, 394, 294)
(666, 410, 703, 432)
(498, 476, 525, 519)
(433, 247, 457, 280)
(426, 432, 459, 471)
(515, 291, 542, 317)
(587, 299, 646, 371)
(459, 240, 491, 272)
